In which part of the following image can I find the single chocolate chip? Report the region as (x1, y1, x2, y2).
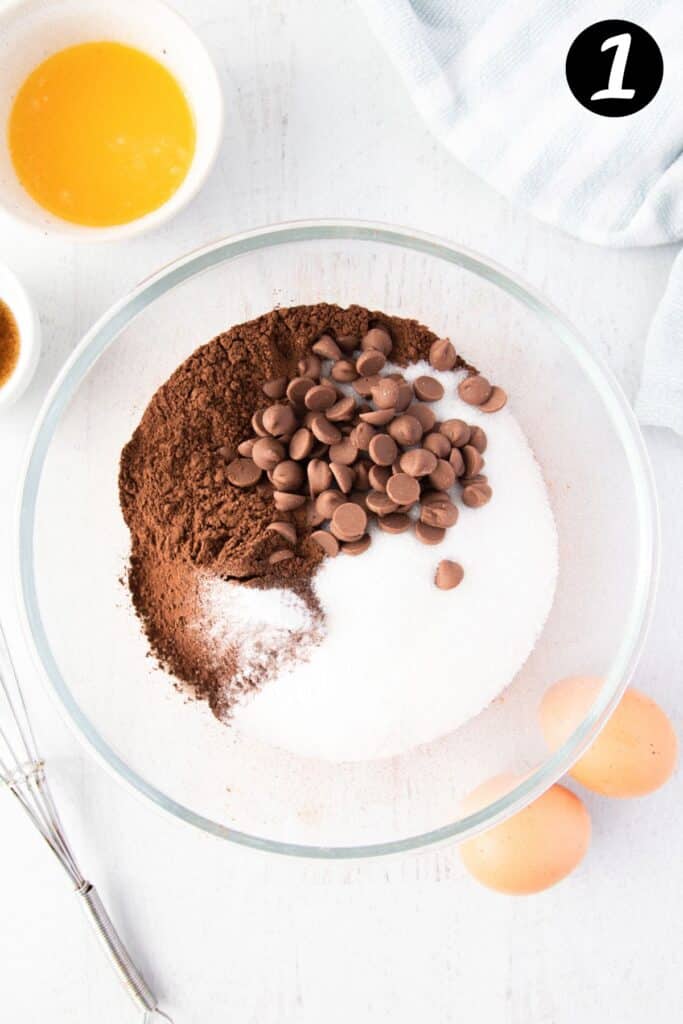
(458, 374, 492, 406)
(331, 359, 359, 383)
(217, 445, 236, 461)
(429, 339, 457, 372)
(273, 491, 306, 511)
(361, 326, 392, 355)
(408, 402, 436, 432)
(388, 413, 423, 446)
(227, 458, 262, 487)
(252, 436, 286, 470)
(428, 459, 456, 491)
(331, 502, 368, 542)
(310, 414, 342, 445)
(297, 354, 322, 379)
(435, 559, 464, 590)
(330, 462, 355, 493)
(315, 489, 346, 518)
(360, 408, 395, 426)
(263, 376, 287, 399)
(468, 425, 488, 453)
(423, 431, 451, 459)
(449, 447, 465, 476)
(311, 530, 340, 557)
(368, 464, 391, 492)
(368, 433, 398, 466)
(352, 374, 381, 398)
(366, 490, 399, 516)
(289, 428, 314, 461)
(271, 460, 305, 492)
(350, 421, 376, 451)
(308, 459, 333, 496)
(329, 437, 358, 466)
(342, 535, 371, 556)
(353, 461, 371, 491)
(269, 548, 294, 565)
(395, 381, 414, 412)
(386, 473, 420, 506)
(462, 444, 484, 477)
(312, 334, 343, 360)
(251, 409, 269, 437)
(415, 521, 446, 545)
(237, 438, 256, 457)
(356, 349, 386, 376)
(336, 334, 358, 354)
(462, 482, 492, 508)
(400, 448, 438, 478)
(414, 375, 444, 402)
(479, 385, 507, 413)
(286, 376, 315, 405)
(304, 384, 336, 411)
(420, 491, 458, 528)
(263, 403, 298, 437)
(372, 378, 399, 410)
(377, 512, 412, 534)
(266, 521, 297, 545)
(327, 395, 357, 422)
(439, 418, 470, 446)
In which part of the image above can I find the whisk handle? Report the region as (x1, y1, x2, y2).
(77, 882, 160, 1017)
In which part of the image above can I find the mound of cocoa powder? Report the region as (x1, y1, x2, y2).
(119, 303, 470, 717)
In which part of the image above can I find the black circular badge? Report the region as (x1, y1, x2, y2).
(566, 20, 663, 117)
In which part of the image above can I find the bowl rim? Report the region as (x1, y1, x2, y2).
(15, 219, 660, 858)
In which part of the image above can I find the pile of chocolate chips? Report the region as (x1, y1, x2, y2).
(226, 326, 506, 589)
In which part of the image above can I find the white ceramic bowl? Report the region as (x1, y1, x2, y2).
(0, 0, 223, 241)
(0, 262, 40, 409)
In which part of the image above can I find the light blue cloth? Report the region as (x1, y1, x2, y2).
(359, 0, 683, 432)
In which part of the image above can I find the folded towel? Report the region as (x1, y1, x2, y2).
(359, 0, 683, 432)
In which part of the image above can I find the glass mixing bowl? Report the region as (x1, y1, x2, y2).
(17, 221, 658, 857)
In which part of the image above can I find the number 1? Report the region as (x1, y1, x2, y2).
(590, 33, 636, 101)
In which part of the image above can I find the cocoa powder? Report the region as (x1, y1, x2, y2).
(119, 304, 469, 715)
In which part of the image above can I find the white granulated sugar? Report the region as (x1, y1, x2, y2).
(233, 363, 559, 762)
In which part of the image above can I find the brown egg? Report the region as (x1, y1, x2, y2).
(460, 774, 591, 894)
(540, 676, 678, 797)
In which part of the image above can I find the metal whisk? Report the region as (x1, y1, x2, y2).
(0, 620, 173, 1022)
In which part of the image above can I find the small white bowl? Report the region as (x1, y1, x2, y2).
(0, 263, 40, 409)
(0, 0, 223, 241)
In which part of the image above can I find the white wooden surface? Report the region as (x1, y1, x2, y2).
(1, 1, 682, 1021)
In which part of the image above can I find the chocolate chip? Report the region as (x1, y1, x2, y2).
(269, 548, 294, 565)
(429, 339, 457, 372)
(462, 444, 484, 477)
(386, 473, 420, 506)
(273, 491, 306, 511)
(336, 334, 358, 354)
(399, 448, 438, 478)
(462, 482, 492, 508)
(439, 419, 470, 447)
(263, 376, 287, 399)
(251, 409, 269, 437)
(297, 354, 322, 379)
(289, 428, 314, 461)
(312, 334, 343, 360)
(360, 408, 395, 426)
(388, 414, 423, 446)
(420, 491, 458, 528)
(303, 384, 336, 411)
(330, 462, 354, 493)
(263, 403, 298, 437)
(449, 447, 465, 476)
(342, 535, 372, 556)
(311, 530, 340, 557)
(350, 421, 376, 451)
(428, 459, 456, 491)
(356, 349, 386, 375)
(458, 374, 492, 406)
(415, 521, 445, 545)
(326, 396, 357, 422)
(368, 464, 391, 492)
(352, 374, 381, 398)
(308, 459, 333, 496)
(423, 431, 450, 458)
(395, 381, 414, 412)
(266, 521, 297, 544)
(368, 433, 398, 466)
(479, 385, 507, 413)
(435, 560, 464, 590)
(310, 414, 342, 445)
(217, 445, 236, 461)
(315, 489, 346, 518)
(329, 437, 358, 465)
(237, 438, 257, 457)
(407, 402, 436, 432)
(377, 512, 412, 534)
(468, 425, 488, 453)
(366, 490, 399, 516)
(306, 504, 325, 527)
(286, 376, 315, 405)
(413, 375, 444, 402)
(361, 326, 392, 355)
(271, 460, 305, 492)
(252, 437, 286, 470)
(353, 461, 371, 491)
(331, 359, 359, 383)
(227, 458, 262, 487)
(331, 502, 367, 542)
(372, 378, 399, 410)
